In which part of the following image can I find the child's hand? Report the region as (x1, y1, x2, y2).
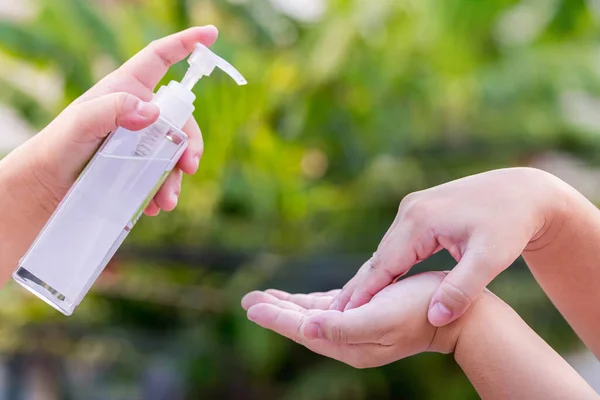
(242, 272, 470, 368)
(10, 26, 217, 216)
(331, 168, 570, 327)
(243, 273, 600, 398)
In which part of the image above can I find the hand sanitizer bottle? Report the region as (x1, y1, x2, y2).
(13, 43, 247, 315)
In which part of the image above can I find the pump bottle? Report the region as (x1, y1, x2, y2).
(13, 43, 246, 315)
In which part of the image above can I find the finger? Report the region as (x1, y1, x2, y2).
(120, 26, 218, 91)
(332, 258, 378, 311)
(144, 198, 161, 216)
(178, 117, 203, 175)
(58, 92, 159, 144)
(344, 224, 438, 311)
(427, 248, 508, 327)
(247, 303, 310, 344)
(154, 168, 183, 211)
(78, 26, 219, 103)
(41, 93, 159, 197)
(242, 291, 308, 313)
(379, 212, 400, 248)
(303, 306, 382, 344)
(309, 289, 341, 297)
(247, 304, 361, 345)
(264, 289, 335, 310)
(332, 213, 405, 312)
(331, 275, 360, 311)
(270, 289, 340, 298)
(247, 304, 386, 368)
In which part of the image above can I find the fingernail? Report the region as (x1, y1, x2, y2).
(304, 322, 322, 340)
(136, 101, 157, 119)
(171, 193, 179, 207)
(428, 302, 453, 326)
(193, 154, 201, 171)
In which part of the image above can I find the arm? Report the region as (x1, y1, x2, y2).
(0, 26, 217, 285)
(328, 167, 600, 359)
(242, 272, 598, 398)
(523, 180, 600, 357)
(456, 290, 598, 399)
(0, 93, 161, 286)
(0, 143, 55, 285)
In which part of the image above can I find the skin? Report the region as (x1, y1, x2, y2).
(242, 272, 598, 399)
(329, 166, 600, 360)
(522, 174, 600, 358)
(0, 26, 218, 284)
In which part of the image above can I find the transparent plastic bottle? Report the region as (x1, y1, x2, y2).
(13, 43, 246, 315)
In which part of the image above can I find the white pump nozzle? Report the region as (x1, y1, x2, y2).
(181, 43, 247, 90)
(151, 43, 247, 129)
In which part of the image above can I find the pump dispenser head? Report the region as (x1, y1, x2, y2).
(151, 43, 246, 129)
(181, 43, 247, 89)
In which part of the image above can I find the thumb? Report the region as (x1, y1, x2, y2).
(33, 92, 160, 186)
(427, 251, 499, 327)
(304, 307, 380, 344)
(57, 92, 159, 143)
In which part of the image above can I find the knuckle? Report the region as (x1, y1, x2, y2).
(293, 314, 306, 344)
(147, 39, 164, 60)
(368, 253, 396, 280)
(289, 294, 304, 305)
(439, 279, 473, 308)
(399, 191, 420, 211)
(398, 191, 427, 222)
(273, 299, 288, 309)
(271, 309, 284, 327)
(114, 92, 134, 112)
(62, 107, 83, 132)
(149, 39, 177, 68)
(368, 255, 380, 273)
(329, 324, 347, 344)
(264, 289, 282, 297)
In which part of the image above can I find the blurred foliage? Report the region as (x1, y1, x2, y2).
(0, 0, 598, 398)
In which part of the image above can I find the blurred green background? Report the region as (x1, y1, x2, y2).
(0, 0, 599, 398)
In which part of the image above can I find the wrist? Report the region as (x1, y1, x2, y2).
(523, 168, 573, 252)
(452, 289, 502, 359)
(0, 138, 61, 224)
(428, 283, 493, 354)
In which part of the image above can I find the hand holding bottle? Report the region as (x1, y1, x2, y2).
(0, 26, 217, 287)
(9, 25, 218, 216)
(8, 26, 247, 315)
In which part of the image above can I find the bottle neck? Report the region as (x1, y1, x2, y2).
(151, 81, 196, 129)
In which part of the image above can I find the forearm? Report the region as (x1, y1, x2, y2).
(0, 139, 57, 285)
(523, 176, 600, 358)
(455, 292, 597, 399)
